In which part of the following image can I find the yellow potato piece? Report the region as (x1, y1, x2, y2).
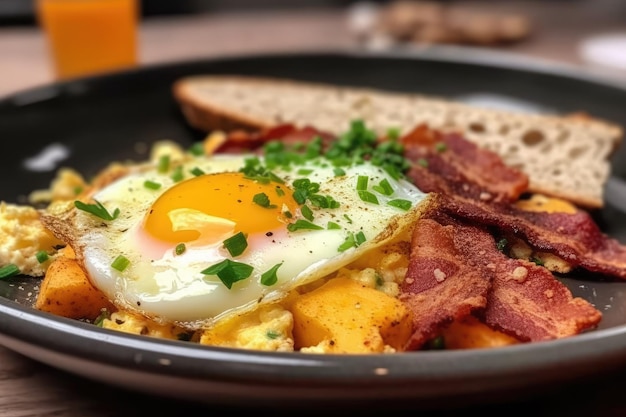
(35, 256, 113, 320)
(440, 316, 519, 349)
(289, 277, 412, 353)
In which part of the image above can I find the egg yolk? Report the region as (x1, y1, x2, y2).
(143, 172, 299, 244)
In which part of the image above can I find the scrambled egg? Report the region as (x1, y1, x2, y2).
(0, 202, 64, 276)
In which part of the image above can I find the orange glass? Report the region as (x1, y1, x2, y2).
(37, 0, 139, 80)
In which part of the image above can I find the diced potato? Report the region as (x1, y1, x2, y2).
(289, 277, 412, 353)
(440, 316, 519, 349)
(35, 255, 114, 320)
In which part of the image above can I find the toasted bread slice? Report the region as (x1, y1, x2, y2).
(172, 75, 623, 209)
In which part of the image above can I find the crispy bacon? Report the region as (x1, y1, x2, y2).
(483, 255, 602, 342)
(399, 214, 493, 350)
(439, 194, 626, 279)
(218, 124, 335, 153)
(402, 124, 529, 204)
(400, 206, 601, 348)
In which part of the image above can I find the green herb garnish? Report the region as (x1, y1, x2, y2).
(175, 243, 186, 255)
(35, 251, 49, 264)
(223, 232, 248, 257)
(253, 192, 276, 209)
(327, 221, 341, 230)
(74, 200, 120, 221)
(287, 219, 323, 232)
(388, 199, 412, 211)
(372, 178, 394, 196)
(190, 167, 205, 176)
(170, 165, 184, 182)
(111, 255, 130, 272)
(157, 154, 170, 173)
(188, 142, 205, 156)
(202, 259, 253, 289)
(261, 262, 283, 286)
(358, 190, 379, 205)
(0, 264, 20, 279)
(143, 180, 162, 190)
(301, 205, 314, 221)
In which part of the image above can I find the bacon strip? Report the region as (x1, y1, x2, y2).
(402, 124, 529, 204)
(439, 194, 626, 279)
(399, 214, 493, 350)
(218, 124, 336, 153)
(483, 255, 602, 342)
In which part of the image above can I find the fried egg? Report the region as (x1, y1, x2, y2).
(61, 151, 429, 327)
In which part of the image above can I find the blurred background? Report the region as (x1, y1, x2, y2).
(1, 0, 625, 96)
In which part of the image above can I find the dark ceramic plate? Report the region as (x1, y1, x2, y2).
(1, 48, 626, 409)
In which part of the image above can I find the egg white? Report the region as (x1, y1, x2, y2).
(70, 153, 429, 327)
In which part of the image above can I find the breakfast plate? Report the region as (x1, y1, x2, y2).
(1, 48, 626, 409)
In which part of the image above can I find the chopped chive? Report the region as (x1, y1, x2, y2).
(358, 190, 379, 205)
(261, 262, 283, 286)
(189, 142, 205, 156)
(190, 167, 205, 176)
(175, 243, 186, 255)
(301, 205, 314, 221)
(343, 214, 353, 224)
(297, 168, 313, 175)
(74, 200, 120, 221)
(35, 251, 49, 264)
(202, 259, 253, 289)
(93, 308, 111, 327)
(356, 175, 369, 191)
(266, 330, 280, 339)
(275, 186, 285, 197)
(355, 231, 366, 245)
(333, 167, 346, 176)
(111, 255, 130, 272)
(338, 233, 357, 252)
(386, 127, 401, 140)
(223, 232, 248, 257)
(372, 178, 394, 196)
(170, 165, 184, 182)
(157, 154, 170, 173)
(0, 264, 20, 279)
(283, 210, 293, 219)
(435, 142, 448, 153)
(253, 192, 276, 209)
(327, 221, 341, 230)
(287, 219, 323, 232)
(143, 180, 162, 190)
(388, 199, 412, 211)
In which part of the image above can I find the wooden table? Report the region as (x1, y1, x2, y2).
(1, 2, 626, 416)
